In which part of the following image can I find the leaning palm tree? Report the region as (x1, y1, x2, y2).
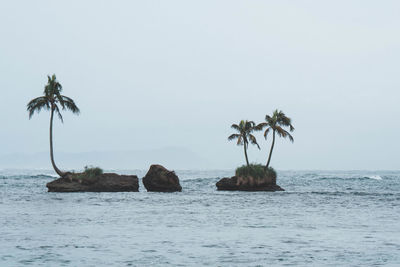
(257, 110, 294, 169)
(228, 120, 260, 166)
(27, 74, 80, 177)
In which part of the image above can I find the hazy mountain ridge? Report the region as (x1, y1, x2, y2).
(0, 147, 220, 170)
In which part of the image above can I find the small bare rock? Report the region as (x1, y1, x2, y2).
(143, 165, 182, 192)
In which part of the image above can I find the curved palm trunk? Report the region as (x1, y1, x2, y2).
(49, 107, 65, 177)
(266, 130, 276, 169)
(244, 142, 250, 166)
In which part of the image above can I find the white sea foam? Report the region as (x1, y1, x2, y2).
(366, 175, 382, 180)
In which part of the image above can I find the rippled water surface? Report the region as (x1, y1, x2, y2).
(1, 170, 399, 266)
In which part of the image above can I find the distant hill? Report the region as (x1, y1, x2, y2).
(0, 147, 219, 170)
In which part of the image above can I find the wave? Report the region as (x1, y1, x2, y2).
(364, 175, 382, 180)
(1, 174, 56, 179)
(284, 191, 399, 197)
(316, 175, 383, 181)
(181, 177, 220, 182)
(32, 174, 58, 179)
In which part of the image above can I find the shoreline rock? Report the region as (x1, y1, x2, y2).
(216, 176, 284, 191)
(46, 173, 139, 192)
(143, 165, 182, 192)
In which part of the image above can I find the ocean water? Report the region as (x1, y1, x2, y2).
(0, 169, 399, 266)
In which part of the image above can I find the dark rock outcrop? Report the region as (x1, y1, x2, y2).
(143, 165, 182, 192)
(46, 173, 139, 192)
(216, 175, 284, 191)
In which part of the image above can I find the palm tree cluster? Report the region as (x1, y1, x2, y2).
(228, 110, 295, 169)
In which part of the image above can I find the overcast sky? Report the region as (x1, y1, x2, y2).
(1, 1, 399, 170)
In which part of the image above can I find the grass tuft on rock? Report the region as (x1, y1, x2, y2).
(67, 166, 104, 184)
(83, 166, 103, 178)
(235, 164, 276, 179)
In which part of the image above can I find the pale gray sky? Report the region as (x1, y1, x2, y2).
(1, 1, 399, 170)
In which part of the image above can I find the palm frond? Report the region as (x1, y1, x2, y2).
(275, 125, 287, 138)
(45, 75, 52, 95)
(46, 75, 55, 95)
(54, 76, 62, 92)
(248, 134, 260, 149)
(61, 95, 80, 114)
(236, 135, 243, 145)
(246, 121, 256, 128)
(255, 122, 267, 131)
(27, 96, 50, 118)
(231, 124, 240, 131)
(56, 90, 64, 109)
(244, 121, 257, 134)
(276, 112, 291, 125)
(287, 132, 294, 142)
(228, 133, 240, 141)
(275, 126, 294, 142)
(54, 104, 64, 123)
(263, 127, 271, 139)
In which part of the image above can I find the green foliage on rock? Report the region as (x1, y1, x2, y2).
(235, 164, 276, 179)
(83, 166, 103, 178)
(264, 166, 277, 179)
(70, 166, 103, 184)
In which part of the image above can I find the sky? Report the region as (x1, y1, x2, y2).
(0, 1, 399, 170)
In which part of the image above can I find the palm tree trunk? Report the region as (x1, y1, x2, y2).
(244, 142, 250, 167)
(49, 107, 64, 177)
(266, 130, 276, 169)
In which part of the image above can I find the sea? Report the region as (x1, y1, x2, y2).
(0, 169, 399, 266)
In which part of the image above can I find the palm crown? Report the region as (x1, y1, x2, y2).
(228, 120, 260, 166)
(257, 110, 294, 168)
(27, 74, 80, 121)
(258, 110, 294, 141)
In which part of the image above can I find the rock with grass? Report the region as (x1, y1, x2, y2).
(216, 164, 284, 191)
(46, 166, 139, 192)
(143, 164, 182, 192)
